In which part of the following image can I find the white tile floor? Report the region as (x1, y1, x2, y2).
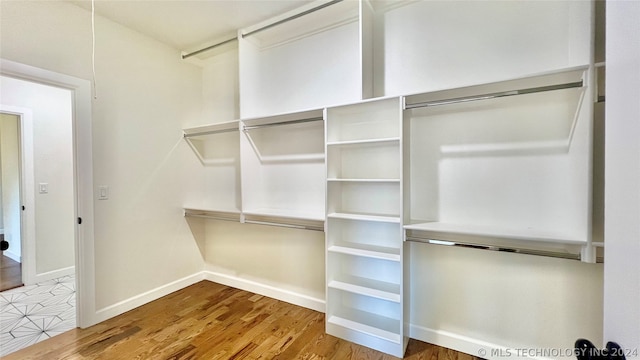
(0, 275, 76, 357)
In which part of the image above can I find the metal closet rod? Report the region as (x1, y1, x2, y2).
(242, 0, 344, 38)
(405, 80, 584, 110)
(244, 219, 324, 232)
(243, 117, 324, 131)
(182, 0, 342, 59)
(182, 37, 237, 60)
(405, 236, 595, 261)
(183, 127, 238, 138)
(184, 213, 239, 222)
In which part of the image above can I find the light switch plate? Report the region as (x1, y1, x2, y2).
(98, 186, 109, 200)
(39, 183, 48, 194)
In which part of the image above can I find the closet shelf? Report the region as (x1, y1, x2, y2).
(403, 222, 585, 245)
(327, 313, 401, 344)
(184, 208, 241, 222)
(404, 66, 587, 111)
(439, 140, 569, 155)
(242, 108, 324, 129)
(328, 244, 401, 261)
(183, 120, 240, 138)
(326, 137, 400, 147)
(328, 276, 401, 303)
(328, 213, 400, 223)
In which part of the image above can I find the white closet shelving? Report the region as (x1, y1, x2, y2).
(183, 120, 242, 220)
(325, 97, 408, 357)
(403, 66, 595, 260)
(240, 108, 326, 230)
(179, 0, 599, 356)
(369, 0, 592, 97)
(238, 0, 363, 118)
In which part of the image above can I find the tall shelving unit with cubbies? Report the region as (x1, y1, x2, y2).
(325, 97, 407, 357)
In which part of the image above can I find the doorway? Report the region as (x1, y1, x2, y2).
(1, 57, 95, 327)
(0, 63, 93, 355)
(0, 112, 23, 291)
(0, 76, 75, 287)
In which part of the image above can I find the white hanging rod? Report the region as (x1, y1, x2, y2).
(405, 236, 603, 262)
(241, 0, 344, 38)
(405, 80, 584, 110)
(185, 213, 239, 222)
(183, 128, 238, 138)
(243, 117, 324, 131)
(183, 209, 241, 222)
(182, 37, 237, 59)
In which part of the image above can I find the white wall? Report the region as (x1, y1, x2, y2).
(0, 0, 204, 316)
(409, 244, 603, 356)
(0, 113, 21, 260)
(1, 77, 75, 276)
(201, 221, 325, 309)
(604, 0, 640, 353)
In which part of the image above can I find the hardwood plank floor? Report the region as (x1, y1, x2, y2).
(0, 253, 23, 292)
(3, 281, 482, 360)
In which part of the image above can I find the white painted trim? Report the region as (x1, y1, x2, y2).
(3, 249, 20, 263)
(202, 270, 326, 313)
(409, 324, 557, 360)
(1, 58, 95, 328)
(33, 266, 75, 284)
(94, 272, 205, 324)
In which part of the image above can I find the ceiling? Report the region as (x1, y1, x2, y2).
(68, 0, 315, 51)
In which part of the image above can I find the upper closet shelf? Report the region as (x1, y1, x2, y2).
(328, 213, 400, 224)
(183, 120, 240, 138)
(404, 66, 588, 111)
(326, 137, 400, 147)
(242, 108, 324, 131)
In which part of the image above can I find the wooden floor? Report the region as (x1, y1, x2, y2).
(0, 253, 23, 292)
(4, 281, 481, 360)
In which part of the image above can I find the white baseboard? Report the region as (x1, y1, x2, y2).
(202, 270, 325, 313)
(3, 249, 21, 263)
(32, 266, 75, 284)
(409, 324, 556, 360)
(94, 272, 205, 324)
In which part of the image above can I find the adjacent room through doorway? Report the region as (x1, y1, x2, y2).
(0, 75, 77, 355)
(0, 112, 22, 292)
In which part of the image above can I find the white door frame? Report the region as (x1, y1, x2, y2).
(1, 59, 96, 328)
(0, 105, 36, 285)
